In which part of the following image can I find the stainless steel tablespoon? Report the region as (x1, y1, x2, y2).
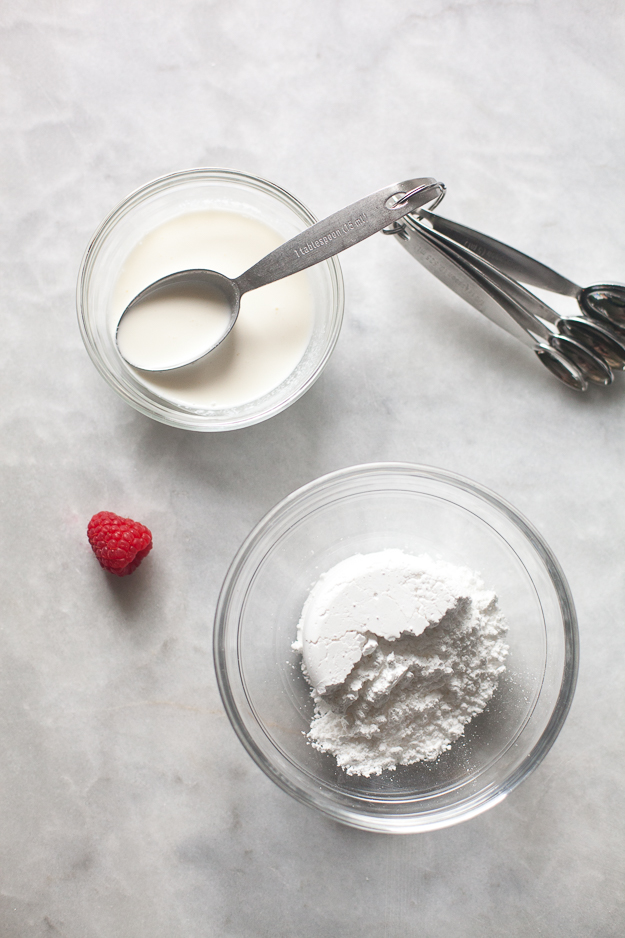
(116, 177, 445, 371)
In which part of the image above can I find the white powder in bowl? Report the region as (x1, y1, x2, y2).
(293, 549, 508, 776)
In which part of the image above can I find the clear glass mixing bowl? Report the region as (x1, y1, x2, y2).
(77, 168, 344, 431)
(214, 463, 578, 833)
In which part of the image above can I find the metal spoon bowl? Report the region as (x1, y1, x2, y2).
(580, 284, 625, 330)
(534, 345, 588, 392)
(116, 177, 445, 372)
(558, 315, 625, 370)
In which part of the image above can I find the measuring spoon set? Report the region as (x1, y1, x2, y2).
(116, 174, 623, 391)
(387, 204, 625, 391)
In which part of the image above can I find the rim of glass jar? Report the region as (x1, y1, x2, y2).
(77, 168, 345, 432)
(213, 462, 579, 833)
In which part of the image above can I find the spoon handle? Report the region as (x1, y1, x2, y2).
(399, 218, 545, 348)
(234, 178, 444, 295)
(417, 209, 580, 297)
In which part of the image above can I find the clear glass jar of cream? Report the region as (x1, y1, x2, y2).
(77, 168, 344, 431)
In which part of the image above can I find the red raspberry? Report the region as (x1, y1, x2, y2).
(87, 511, 153, 577)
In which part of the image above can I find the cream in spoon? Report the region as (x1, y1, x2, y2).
(116, 278, 232, 371)
(113, 210, 315, 409)
(114, 178, 445, 372)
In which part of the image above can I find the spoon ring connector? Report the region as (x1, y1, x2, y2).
(382, 184, 446, 239)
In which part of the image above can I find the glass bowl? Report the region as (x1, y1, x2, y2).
(77, 169, 344, 431)
(214, 463, 578, 833)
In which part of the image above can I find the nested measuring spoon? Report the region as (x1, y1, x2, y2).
(413, 209, 625, 372)
(407, 215, 625, 380)
(400, 216, 616, 388)
(394, 215, 612, 391)
(416, 209, 625, 333)
(116, 177, 445, 371)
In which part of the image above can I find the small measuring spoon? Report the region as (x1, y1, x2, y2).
(395, 217, 611, 390)
(116, 177, 445, 371)
(416, 209, 625, 332)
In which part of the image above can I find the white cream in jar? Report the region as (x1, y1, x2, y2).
(112, 210, 314, 409)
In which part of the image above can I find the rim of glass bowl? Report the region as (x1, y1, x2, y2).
(76, 168, 345, 432)
(214, 462, 579, 834)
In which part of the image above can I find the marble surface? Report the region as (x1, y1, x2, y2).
(2, 1, 625, 934)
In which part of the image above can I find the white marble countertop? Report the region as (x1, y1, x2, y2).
(2, 1, 625, 935)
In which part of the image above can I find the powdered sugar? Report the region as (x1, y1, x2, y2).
(294, 550, 508, 776)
